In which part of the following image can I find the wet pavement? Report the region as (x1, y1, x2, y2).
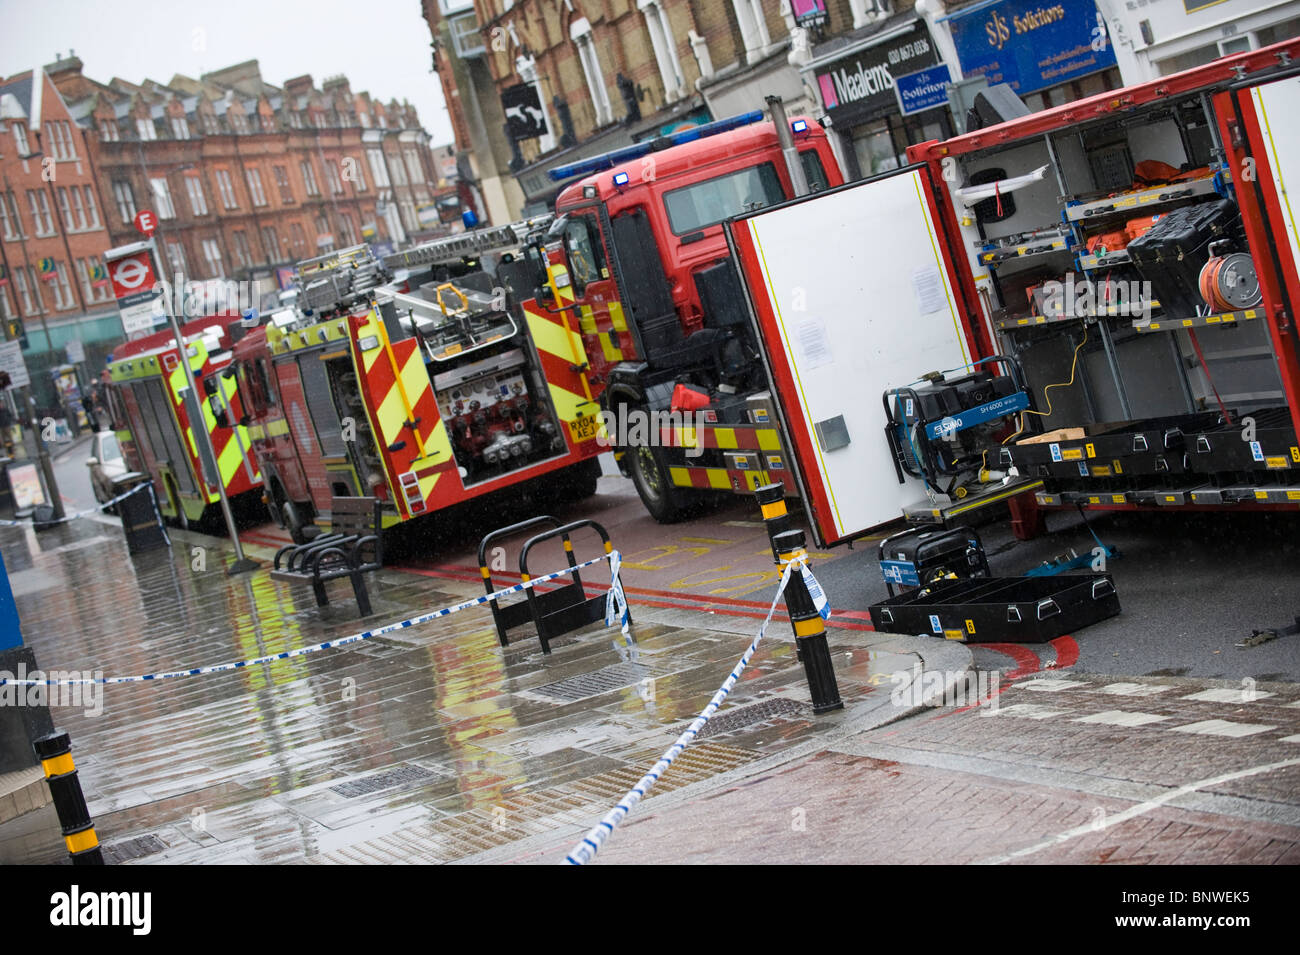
(0, 495, 931, 865)
(4, 470, 1299, 865)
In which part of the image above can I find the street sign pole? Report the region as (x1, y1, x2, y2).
(142, 223, 257, 575)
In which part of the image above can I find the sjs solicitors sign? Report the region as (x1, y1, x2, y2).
(814, 21, 940, 126)
(946, 0, 1117, 96)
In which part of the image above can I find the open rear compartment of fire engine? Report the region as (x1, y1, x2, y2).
(946, 80, 1297, 511)
(379, 258, 568, 487)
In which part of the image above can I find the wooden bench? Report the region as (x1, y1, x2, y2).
(270, 497, 384, 616)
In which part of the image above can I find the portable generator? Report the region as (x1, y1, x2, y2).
(883, 355, 1035, 498)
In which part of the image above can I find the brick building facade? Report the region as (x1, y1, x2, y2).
(0, 66, 119, 411)
(425, 0, 820, 219)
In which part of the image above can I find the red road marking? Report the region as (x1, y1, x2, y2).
(1050, 635, 1080, 669)
(400, 564, 875, 631)
(977, 643, 1043, 681)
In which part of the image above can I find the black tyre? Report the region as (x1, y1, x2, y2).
(283, 499, 308, 544)
(627, 441, 693, 523)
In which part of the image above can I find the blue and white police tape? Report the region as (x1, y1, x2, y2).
(801, 563, 831, 620)
(565, 553, 807, 866)
(0, 551, 623, 687)
(0, 480, 152, 528)
(605, 549, 632, 645)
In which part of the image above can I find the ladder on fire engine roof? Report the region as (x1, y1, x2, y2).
(380, 215, 555, 272)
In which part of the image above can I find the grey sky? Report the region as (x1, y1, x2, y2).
(0, 0, 454, 145)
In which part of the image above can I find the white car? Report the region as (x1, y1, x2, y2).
(86, 431, 128, 506)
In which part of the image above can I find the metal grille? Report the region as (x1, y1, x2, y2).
(524, 661, 673, 703)
(694, 697, 810, 739)
(103, 833, 167, 864)
(329, 764, 442, 798)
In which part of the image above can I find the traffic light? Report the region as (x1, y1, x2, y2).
(6, 316, 28, 349)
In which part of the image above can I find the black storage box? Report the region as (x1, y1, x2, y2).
(1127, 198, 1241, 319)
(869, 574, 1120, 644)
(1001, 411, 1227, 483)
(1188, 406, 1299, 476)
(878, 525, 989, 597)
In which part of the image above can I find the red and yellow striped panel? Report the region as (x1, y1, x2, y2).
(166, 342, 261, 502)
(667, 465, 800, 495)
(525, 264, 601, 456)
(352, 309, 452, 519)
(656, 423, 783, 454)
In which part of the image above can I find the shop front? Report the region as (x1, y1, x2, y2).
(806, 17, 956, 181)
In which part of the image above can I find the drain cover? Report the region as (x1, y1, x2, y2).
(525, 661, 673, 703)
(695, 698, 810, 739)
(103, 833, 167, 864)
(329, 764, 442, 798)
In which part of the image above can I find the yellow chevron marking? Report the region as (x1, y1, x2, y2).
(714, 428, 737, 449)
(707, 469, 731, 490)
(745, 471, 768, 491)
(607, 300, 628, 332)
(757, 429, 781, 451)
(578, 304, 597, 335)
(669, 466, 692, 487)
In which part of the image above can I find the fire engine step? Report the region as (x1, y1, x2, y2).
(902, 477, 1043, 526)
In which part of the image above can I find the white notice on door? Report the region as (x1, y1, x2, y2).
(796, 318, 833, 370)
(912, 265, 946, 315)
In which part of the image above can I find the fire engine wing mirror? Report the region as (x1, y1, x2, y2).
(545, 215, 569, 242)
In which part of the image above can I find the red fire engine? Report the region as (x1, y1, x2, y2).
(231, 223, 604, 541)
(538, 108, 845, 522)
(102, 316, 262, 528)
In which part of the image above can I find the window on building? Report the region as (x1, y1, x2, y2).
(663, 162, 784, 235)
(639, 0, 686, 102)
(325, 160, 345, 196)
(56, 186, 75, 231)
(111, 180, 136, 224)
(731, 0, 772, 62)
(290, 222, 308, 258)
(367, 148, 390, 188)
(231, 231, 252, 268)
(14, 267, 42, 314)
(245, 168, 268, 207)
(300, 160, 320, 196)
(150, 177, 176, 219)
(69, 186, 88, 230)
(98, 119, 119, 142)
(346, 155, 367, 192)
(571, 18, 614, 126)
(165, 239, 188, 276)
(82, 186, 100, 228)
(399, 200, 416, 231)
(214, 169, 237, 209)
(184, 176, 208, 216)
(12, 121, 30, 156)
(171, 117, 191, 140)
(261, 225, 280, 262)
(388, 150, 408, 186)
(201, 239, 224, 278)
(136, 117, 157, 141)
(0, 190, 22, 239)
(46, 121, 76, 160)
(404, 148, 425, 184)
(202, 113, 219, 135)
(231, 112, 249, 134)
(50, 261, 75, 310)
(338, 212, 356, 246)
(273, 165, 293, 203)
(27, 190, 55, 235)
(0, 285, 13, 320)
(76, 258, 110, 303)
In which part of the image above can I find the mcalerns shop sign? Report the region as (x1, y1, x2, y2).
(814, 21, 940, 125)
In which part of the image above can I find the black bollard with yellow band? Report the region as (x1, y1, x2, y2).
(771, 528, 843, 715)
(755, 483, 802, 661)
(33, 731, 104, 865)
